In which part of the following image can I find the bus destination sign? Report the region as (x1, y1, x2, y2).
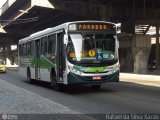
(77, 23, 115, 30)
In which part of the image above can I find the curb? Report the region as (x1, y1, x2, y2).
(120, 73, 160, 82)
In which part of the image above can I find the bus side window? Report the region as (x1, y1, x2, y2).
(31, 41, 34, 55)
(26, 43, 28, 55)
(23, 43, 26, 56)
(41, 37, 48, 54)
(26, 42, 31, 55)
(48, 34, 56, 54)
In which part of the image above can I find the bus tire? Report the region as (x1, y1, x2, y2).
(27, 68, 33, 84)
(91, 85, 101, 90)
(50, 69, 63, 91)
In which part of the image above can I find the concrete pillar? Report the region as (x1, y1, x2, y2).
(3, 46, 6, 52)
(120, 48, 134, 72)
(133, 35, 151, 74)
(118, 35, 134, 72)
(7, 44, 11, 54)
(0, 45, 7, 63)
(133, 47, 150, 74)
(2, 45, 7, 64)
(155, 26, 160, 69)
(6, 44, 13, 65)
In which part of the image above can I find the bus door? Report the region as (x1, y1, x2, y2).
(35, 39, 41, 79)
(56, 32, 65, 82)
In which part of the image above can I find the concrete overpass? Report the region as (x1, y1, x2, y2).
(0, 0, 160, 74)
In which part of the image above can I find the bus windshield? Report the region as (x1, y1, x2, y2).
(67, 33, 118, 65)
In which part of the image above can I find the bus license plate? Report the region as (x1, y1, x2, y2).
(92, 76, 101, 80)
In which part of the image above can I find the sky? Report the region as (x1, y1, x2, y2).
(0, 0, 7, 7)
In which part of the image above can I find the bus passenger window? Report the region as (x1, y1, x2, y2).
(31, 41, 34, 55)
(23, 43, 26, 56)
(48, 34, 56, 54)
(41, 37, 48, 54)
(26, 42, 31, 55)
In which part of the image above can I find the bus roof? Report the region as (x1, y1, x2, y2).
(19, 21, 116, 44)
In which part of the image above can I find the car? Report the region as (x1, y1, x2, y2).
(0, 60, 6, 73)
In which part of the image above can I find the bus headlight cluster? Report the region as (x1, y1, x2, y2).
(107, 63, 120, 74)
(68, 65, 82, 75)
(112, 63, 120, 72)
(72, 69, 82, 75)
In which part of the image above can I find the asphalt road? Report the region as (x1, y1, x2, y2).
(0, 70, 160, 119)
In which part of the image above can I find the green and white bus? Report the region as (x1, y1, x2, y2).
(19, 21, 120, 90)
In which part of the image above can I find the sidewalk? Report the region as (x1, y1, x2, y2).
(120, 73, 160, 81)
(120, 73, 160, 87)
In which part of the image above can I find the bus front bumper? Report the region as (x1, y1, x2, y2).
(67, 71, 119, 85)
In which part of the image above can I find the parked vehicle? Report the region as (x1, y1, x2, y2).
(0, 60, 6, 73)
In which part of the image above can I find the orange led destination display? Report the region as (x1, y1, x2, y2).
(77, 23, 114, 30)
(69, 52, 85, 58)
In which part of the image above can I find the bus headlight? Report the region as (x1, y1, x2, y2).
(107, 63, 120, 74)
(68, 65, 82, 75)
(71, 68, 82, 75)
